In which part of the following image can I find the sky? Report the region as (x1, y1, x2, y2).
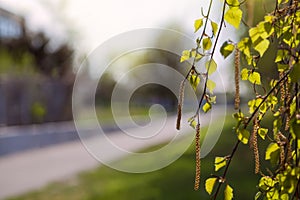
(0, 0, 239, 91)
(0, 0, 207, 52)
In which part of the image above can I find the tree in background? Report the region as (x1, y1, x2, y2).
(0, 7, 74, 125)
(176, 0, 300, 199)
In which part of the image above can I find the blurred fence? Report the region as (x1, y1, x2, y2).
(0, 74, 73, 126)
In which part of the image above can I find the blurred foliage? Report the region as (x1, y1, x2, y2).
(31, 102, 46, 123)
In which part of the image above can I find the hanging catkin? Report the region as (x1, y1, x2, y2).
(194, 123, 201, 190)
(276, 132, 286, 168)
(252, 118, 260, 174)
(285, 80, 291, 131)
(234, 48, 240, 110)
(279, 72, 285, 106)
(176, 80, 185, 130)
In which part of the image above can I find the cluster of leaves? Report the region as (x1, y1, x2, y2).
(177, 0, 300, 199)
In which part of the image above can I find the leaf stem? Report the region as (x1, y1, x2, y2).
(195, 0, 227, 116)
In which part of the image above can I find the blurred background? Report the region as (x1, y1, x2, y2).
(0, 0, 277, 199)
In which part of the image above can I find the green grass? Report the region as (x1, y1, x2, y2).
(8, 115, 265, 200)
(96, 105, 168, 125)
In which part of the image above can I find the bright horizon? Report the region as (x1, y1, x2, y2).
(0, 0, 239, 91)
(0, 0, 206, 51)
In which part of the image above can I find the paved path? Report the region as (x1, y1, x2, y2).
(0, 108, 225, 199)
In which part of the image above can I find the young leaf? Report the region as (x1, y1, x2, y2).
(188, 117, 197, 129)
(224, 184, 234, 200)
(224, 7, 242, 29)
(253, 37, 270, 57)
(214, 156, 227, 171)
(236, 129, 250, 144)
(211, 21, 218, 36)
(220, 41, 235, 59)
(180, 50, 190, 62)
(241, 68, 249, 80)
(249, 27, 260, 43)
(209, 95, 217, 104)
(203, 37, 212, 50)
(255, 191, 262, 200)
(226, 0, 240, 6)
(194, 18, 203, 33)
(258, 128, 268, 140)
(189, 75, 200, 91)
(248, 72, 261, 85)
(205, 178, 217, 195)
(237, 37, 251, 58)
(207, 79, 216, 93)
(265, 143, 280, 160)
(191, 50, 204, 62)
(202, 102, 212, 113)
(275, 49, 288, 63)
(205, 59, 217, 75)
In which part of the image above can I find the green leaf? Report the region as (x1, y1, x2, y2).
(226, 0, 240, 6)
(259, 176, 277, 189)
(191, 50, 204, 62)
(258, 128, 268, 140)
(209, 95, 217, 104)
(224, 7, 242, 29)
(249, 27, 260, 43)
(277, 63, 289, 72)
(220, 41, 235, 59)
(233, 110, 244, 121)
(211, 21, 218, 36)
(188, 117, 197, 129)
(189, 75, 200, 91)
(205, 59, 217, 75)
(180, 50, 190, 62)
(265, 143, 280, 160)
(202, 102, 212, 113)
(250, 22, 274, 43)
(207, 79, 216, 93)
(241, 68, 249, 80)
(214, 156, 227, 171)
(205, 178, 217, 195)
(248, 99, 256, 114)
(253, 37, 270, 57)
(280, 194, 289, 200)
(261, 22, 274, 39)
(259, 102, 267, 114)
(237, 37, 251, 58)
(255, 192, 262, 200)
(275, 49, 289, 62)
(194, 18, 203, 33)
(290, 97, 296, 116)
(249, 72, 261, 85)
(236, 129, 250, 144)
(203, 37, 212, 50)
(268, 95, 278, 108)
(224, 184, 234, 200)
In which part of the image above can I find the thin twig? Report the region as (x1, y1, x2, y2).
(212, 68, 292, 199)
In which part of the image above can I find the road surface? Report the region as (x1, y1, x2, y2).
(0, 108, 225, 199)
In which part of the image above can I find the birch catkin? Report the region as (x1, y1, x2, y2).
(252, 119, 260, 174)
(276, 132, 286, 167)
(194, 123, 201, 190)
(176, 80, 185, 130)
(285, 81, 291, 131)
(234, 48, 240, 110)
